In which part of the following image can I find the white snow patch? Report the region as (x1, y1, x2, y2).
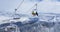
(18, 17, 30, 22)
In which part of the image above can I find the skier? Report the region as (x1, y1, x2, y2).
(32, 11, 38, 16)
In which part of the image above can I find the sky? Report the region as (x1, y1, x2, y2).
(0, 0, 60, 15)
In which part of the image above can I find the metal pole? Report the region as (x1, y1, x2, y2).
(35, 3, 37, 10)
(14, 0, 24, 18)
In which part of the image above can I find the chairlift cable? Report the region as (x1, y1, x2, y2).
(27, 2, 40, 12)
(15, 0, 24, 12)
(16, 0, 24, 10)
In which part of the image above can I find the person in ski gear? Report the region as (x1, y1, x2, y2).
(32, 11, 38, 16)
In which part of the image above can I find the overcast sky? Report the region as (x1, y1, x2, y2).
(0, 0, 60, 15)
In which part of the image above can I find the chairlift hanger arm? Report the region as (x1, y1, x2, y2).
(27, 2, 39, 12)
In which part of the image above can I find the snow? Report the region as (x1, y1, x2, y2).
(0, 16, 12, 24)
(17, 17, 30, 22)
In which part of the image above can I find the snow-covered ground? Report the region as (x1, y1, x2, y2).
(0, 16, 12, 24)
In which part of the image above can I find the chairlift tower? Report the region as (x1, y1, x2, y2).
(14, 0, 24, 19)
(15, 0, 24, 14)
